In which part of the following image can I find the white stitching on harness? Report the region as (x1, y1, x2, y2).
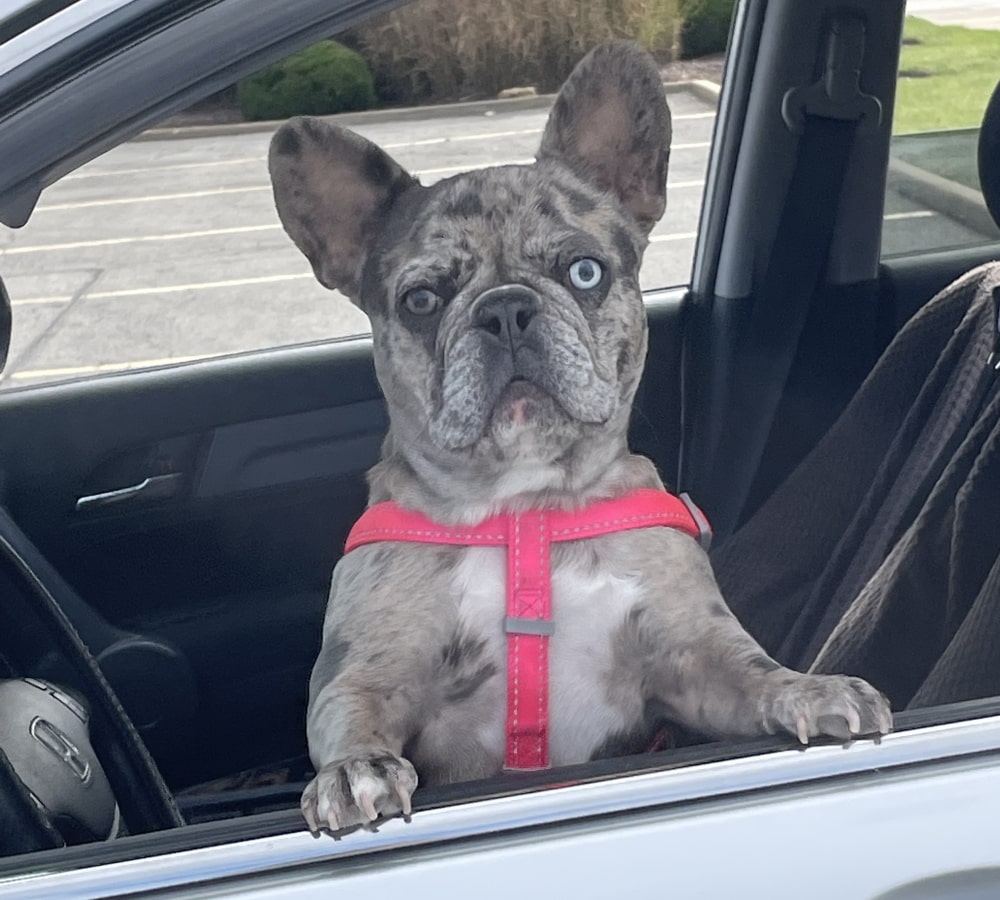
(549, 512, 687, 538)
(511, 513, 521, 761)
(536, 510, 545, 762)
(350, 527, 507, 543)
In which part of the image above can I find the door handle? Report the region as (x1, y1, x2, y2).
(76, 473, 183, 511)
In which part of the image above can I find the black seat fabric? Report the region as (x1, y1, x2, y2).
(712, 77, 1000, 712)
(712, 262, 999, 710)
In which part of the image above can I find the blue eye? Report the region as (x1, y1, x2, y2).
(568, 258, 603, 290)
(402, 287, 442, 315)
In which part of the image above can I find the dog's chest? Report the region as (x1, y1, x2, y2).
(444, 543, 644, 766)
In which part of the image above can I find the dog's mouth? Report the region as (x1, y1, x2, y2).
(501, 374, 545, 399)
(492, 376, 553, 426)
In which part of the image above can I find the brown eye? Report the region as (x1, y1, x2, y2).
(402, 287, 442, 315)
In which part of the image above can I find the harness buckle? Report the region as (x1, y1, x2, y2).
(505, 616, 555, 636)
(679, 492, 713, 551)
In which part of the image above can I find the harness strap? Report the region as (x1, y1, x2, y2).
(505, 509, 551, 769)
(343, 488, 710, 770)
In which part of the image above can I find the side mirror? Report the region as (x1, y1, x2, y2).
(0, 277, 10, 373)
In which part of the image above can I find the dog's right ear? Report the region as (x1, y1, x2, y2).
(269, 117, 418, 303)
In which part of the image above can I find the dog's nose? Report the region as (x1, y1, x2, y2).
(473, 285, 540, 345)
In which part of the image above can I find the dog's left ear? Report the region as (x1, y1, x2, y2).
(538, 41, 671, 233)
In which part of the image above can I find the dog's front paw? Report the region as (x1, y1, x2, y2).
(765, 673, 892, 745)
(301, 752, 418, 836)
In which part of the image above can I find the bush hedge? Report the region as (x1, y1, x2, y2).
(680, 0, 735, 59)
(346, 0, 685, 108)
(238, 41, 376, 121)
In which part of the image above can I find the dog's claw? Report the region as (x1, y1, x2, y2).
(768, 673, 891, 746)
(395, 781, 413, 817)
(301, 752, 418, 836)
(358, 792, 378, 823)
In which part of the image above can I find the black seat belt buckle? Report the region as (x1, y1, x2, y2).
(781, 14, 882, 135)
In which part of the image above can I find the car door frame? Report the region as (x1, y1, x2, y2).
(4, 0, 1000, 889)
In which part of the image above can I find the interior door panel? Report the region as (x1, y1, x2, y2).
(0, 338, 383, 785)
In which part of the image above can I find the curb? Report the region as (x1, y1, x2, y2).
(133, 80, 721, 142)
(679, 79, 721, 106)
(135, 94, 555, 142)
(887, 156, 998, 238)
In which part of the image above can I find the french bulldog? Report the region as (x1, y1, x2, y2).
(268, 40, 892, 835)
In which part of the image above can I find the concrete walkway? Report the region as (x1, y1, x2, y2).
(906, 0, 1000, 30)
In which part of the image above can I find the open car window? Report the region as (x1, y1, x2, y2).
(882, 4, 1000, 258)
(0, 0, 726, 390)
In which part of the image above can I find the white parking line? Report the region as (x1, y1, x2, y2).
(9, 230, 706, 306)
(10, 295, 75, 306)
(64, 135, 716, 181)
(1, 224, 282, 255)
(414, 158, 536, 176)
(650, 231, 697, 242)
(63, 130, 548, 180)
(34, 172, 707, 211)
(384, 129, 543, 149)
(884, 210, 936, 220)
(13, 202, 939, 258)
(8, 355, 212, 380)
(36, 185, 269, 212)
(12, 272, 314, 306)
(647, 210, 936, 243)
(66, 158, 263, 180)
(414, 163, 698, 183)
(90, 272, 314, 299)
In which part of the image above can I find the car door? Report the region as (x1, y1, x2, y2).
(5, 0, 1000, 894)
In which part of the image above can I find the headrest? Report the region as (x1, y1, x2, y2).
(0, 278, 11, 374)
(979, 79, 1000, 231)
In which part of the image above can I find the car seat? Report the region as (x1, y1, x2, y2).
(712, 78, 1000, 712)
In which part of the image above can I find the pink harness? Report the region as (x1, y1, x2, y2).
(344, 488, 711, 770)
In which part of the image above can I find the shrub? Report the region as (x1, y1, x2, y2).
(679, 0, 735, 59)
(347, 0, 684, 107)
(238, 41, 377, 121)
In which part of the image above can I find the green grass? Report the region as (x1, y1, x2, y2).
(894, 16, 1000, 134)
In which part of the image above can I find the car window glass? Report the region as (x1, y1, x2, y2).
(0, 0, 730, 389)
(882, 2, 1000, 258)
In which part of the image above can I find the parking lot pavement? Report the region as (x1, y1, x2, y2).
(0, 87, 992, 388)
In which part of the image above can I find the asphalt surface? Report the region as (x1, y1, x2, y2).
(0, 86, 992, 388)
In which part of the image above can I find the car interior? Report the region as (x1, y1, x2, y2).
(1, 0, 1000, 874)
